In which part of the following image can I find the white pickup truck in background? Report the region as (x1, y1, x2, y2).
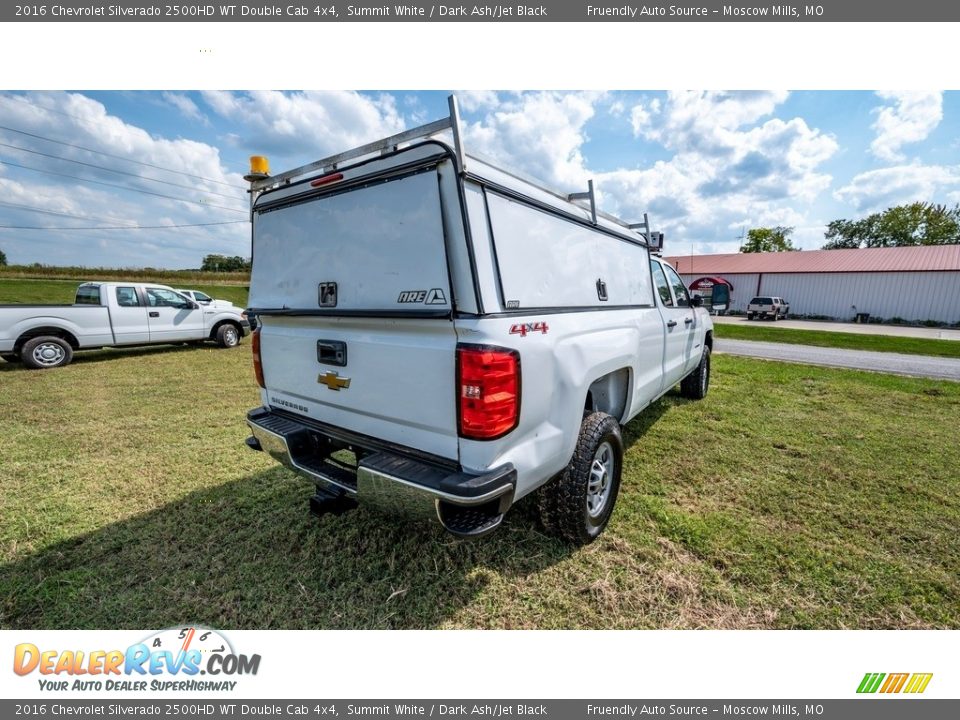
(0, 281, 249, 369)
(175, 288, 239, 309)
(244, 97, 713, 544)
(746, 296, 789, 320)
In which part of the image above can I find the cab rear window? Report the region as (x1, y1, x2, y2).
(75, 286, 101, 305)
(751, 297, 773, 304)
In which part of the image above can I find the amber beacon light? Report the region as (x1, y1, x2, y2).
(244, 155, 270, 182)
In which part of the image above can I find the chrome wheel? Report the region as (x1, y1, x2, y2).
(32, 342, 66, 367)
(224, 326, 239, 346)
(586, 441, 615, 518)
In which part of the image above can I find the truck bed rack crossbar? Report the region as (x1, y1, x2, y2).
(250, 96, 465, 193)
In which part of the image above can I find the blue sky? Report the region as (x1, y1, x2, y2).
(0, 90, 958, 268)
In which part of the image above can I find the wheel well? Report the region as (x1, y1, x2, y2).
(210, 319, 241, 339)
(15, 327, 80, 353)
(584, 368, 630, 422)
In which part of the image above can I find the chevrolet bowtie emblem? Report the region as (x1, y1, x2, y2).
(318, 371, 351, 391)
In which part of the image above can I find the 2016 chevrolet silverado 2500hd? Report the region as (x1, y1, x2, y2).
(0, 282, 249, 369)
(243, 97, 713, 544)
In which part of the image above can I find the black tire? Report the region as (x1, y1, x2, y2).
(747, 312, 755, 320)
(1, 353, 20, 363)
(21, 336, 73, 369)
(536, 412, 624, 545)
(770, 313, 777, 321)
(216, 323, 241, 348)
(680, 346, 711, 400)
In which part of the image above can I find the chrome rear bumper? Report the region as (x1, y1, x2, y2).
(245, 407, 515, 537)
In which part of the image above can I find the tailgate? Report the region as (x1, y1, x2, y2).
(259, 317, 458, 460)
(250, 165, 459, 461)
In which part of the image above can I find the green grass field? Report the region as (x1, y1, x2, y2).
(1, 344, 958, 629)
(0, 265, 249, 285)
(0, 277, 249, 307)
(714, 322, 960, 359)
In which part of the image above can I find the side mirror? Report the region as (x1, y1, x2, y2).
(691, 295, 703, 308)
(189, 301, 200, 310)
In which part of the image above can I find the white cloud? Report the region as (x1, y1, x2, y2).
(834, 163, 960, 212)
(456, 90, 501, 112)
(870, 91, 943, 162)
(452, 91, 837, 251)
(162, 92, 209, 126)
(596, 92, 837, 248)
(0, 91, 248, 267)
(200, 90, 406, 159)
(462, 91, 604, 188)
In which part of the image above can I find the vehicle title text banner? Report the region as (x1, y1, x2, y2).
(5, 0, 960, 22)
(3, 701, 960, 720)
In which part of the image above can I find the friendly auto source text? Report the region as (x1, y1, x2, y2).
(587, 5, 815, 16)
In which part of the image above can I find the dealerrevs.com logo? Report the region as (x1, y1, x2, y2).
(857, 672, 933, 694)
(13, 627, 260, 693)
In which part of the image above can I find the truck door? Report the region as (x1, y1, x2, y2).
(109, 285, 150, 344)
(663, 264, 701, 374)
(144, 288, 206, 342)
(651, 260, 698, 387)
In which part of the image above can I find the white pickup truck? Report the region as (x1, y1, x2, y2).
(0, 281, 249, 369)
(175, 288, 238, 309)
(746, 296, 789, 321)
(244, 97, 713, 544)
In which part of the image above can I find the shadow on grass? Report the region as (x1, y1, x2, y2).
(0, 467, 579, 630)
(0, 342, 245, 371)
(0, 386, 680, 630)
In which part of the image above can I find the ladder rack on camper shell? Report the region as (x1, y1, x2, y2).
(246, 94, 661, 249)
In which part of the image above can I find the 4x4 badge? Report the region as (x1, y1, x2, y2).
(318, 371, 351, 391)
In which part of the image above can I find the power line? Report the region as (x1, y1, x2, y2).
(0, 221, 247, 230)
(0, 158, 248, 215)
(0, 95, 245, 190)
(0, 138, 246, 203)
(0, 199, 246, 231)
(0, 199, 137, 226)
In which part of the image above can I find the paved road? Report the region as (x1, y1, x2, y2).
(715, 339, 960, 381)
(712, 315, 960, 341)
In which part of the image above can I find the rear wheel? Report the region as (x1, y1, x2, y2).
(747, 312, 755, 320)
(216, 324, 241, 348)
(537, 412, 623, 545)
(680, 346, 711, 400)
(21, 336, 73, 369)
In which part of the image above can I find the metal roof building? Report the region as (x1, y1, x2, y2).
(664, 245, 960, 324)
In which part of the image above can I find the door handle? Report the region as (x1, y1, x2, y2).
(684, 317, 694, 324)
(149, 311, 160, 318)
(666, 320, 677, 328)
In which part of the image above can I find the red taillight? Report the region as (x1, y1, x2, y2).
(252, 329, 265, 388)
(457, 345, 520, 440)
(310, 172, 344, 187)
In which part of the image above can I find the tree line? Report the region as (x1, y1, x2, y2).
(740, 202, 960, 252)
(0, 251, 249, 273)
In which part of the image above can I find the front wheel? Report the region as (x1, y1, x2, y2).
(680, 346, 711, 400)
(216, 324, 241, 348)
(537, 412, 624, 545)
(21, 336, 73, 369)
